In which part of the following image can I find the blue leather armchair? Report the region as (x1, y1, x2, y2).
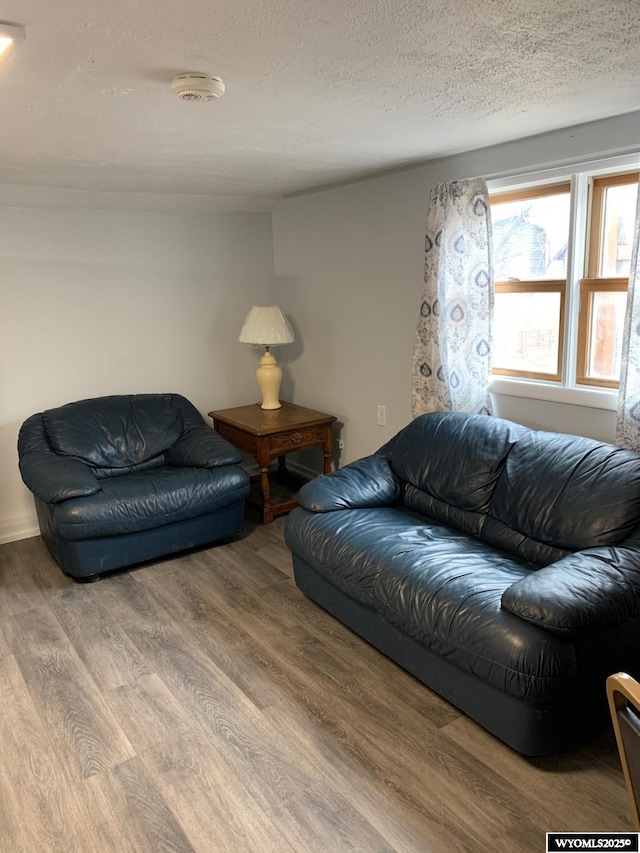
(18, 393, 250, 579)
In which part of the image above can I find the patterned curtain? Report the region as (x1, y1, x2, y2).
(411, 177, 494, 417)
(616, 189, 640, 450)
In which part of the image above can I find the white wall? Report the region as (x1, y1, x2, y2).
(1, 207, 274, 542)
(273, 111, 640, 467)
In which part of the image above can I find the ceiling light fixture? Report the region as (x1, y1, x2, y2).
(0, 22, 25, 58)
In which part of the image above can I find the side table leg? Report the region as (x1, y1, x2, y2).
(323, 425, 333, 475)
(260, 466, 274, 524)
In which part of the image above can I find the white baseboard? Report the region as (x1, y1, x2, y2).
(241, 458, 322, 481)
(0, 515, 39, 545)
(287, 460, 322, 480)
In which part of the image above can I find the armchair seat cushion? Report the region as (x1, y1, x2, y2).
(53, 465, 249, 540)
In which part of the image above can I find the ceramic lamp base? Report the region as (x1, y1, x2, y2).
(256, 349, 283, 409)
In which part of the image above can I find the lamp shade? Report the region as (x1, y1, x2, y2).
(238, 306, 294, 347)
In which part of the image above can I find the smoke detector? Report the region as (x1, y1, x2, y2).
(170, 72, 225, 102)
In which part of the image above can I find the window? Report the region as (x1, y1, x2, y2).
(492, 183, 570, 381)
(490, 165, 638, 391)
(577, 173, 639, 388)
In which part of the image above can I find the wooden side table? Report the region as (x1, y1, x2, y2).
(208, 401, 337, 523)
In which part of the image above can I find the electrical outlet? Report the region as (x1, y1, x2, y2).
(376, 405, 386, 427)
(336, 439, 345, 450)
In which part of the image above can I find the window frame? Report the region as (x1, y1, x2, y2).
(491, 181, 571, 383)
(488, 161, 640, 397)
(491, 182, 571, 207)
(492, 281, 566, 381)
(575, 277, 628, 389)
(587, 172, 639, 279)
(577, 170, 639, 388)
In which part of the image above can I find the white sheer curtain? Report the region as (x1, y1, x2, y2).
(412, 177, 494, 417)
(616, 190, 640, 450)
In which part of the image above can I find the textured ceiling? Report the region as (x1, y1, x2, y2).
(1, 0, 640, 207)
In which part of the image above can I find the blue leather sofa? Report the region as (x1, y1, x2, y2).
(285, 412, 640, 754)
(18, 393, 250, 580)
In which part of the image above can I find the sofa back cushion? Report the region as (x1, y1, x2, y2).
(390, 412, 640, 563)
(43, 394, 184, 469)
(391, 412, 524, 535)
(484, 431, 640, 559)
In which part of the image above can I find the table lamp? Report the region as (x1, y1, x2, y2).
(238, 306, 294, 409)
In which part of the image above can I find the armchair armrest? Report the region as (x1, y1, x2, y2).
(18, 412, 101, 504)
(165, 426, 242, 468)
(501, 546, 640, 636)
(19, 453, 100, 504)
(297, 454, 401, 512)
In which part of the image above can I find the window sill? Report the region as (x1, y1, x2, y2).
(490, 377, 618, 412)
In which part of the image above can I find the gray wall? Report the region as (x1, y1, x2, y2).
(4, 110, 640, 540)
(1, 207, 274, 542)
(272, 111, 640, 467)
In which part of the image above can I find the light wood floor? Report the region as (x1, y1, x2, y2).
(0, 519, 633, 852)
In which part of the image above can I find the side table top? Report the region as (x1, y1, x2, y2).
(208, 400, 337, 436)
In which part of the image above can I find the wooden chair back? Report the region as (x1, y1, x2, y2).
(607, 672, 640, 831)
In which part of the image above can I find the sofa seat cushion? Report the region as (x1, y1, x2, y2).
(53, 465, 249, 540)
(285, 506, 577, 700)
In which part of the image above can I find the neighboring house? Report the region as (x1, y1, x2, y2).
(493, 212, 551, 280)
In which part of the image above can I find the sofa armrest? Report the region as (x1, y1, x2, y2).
(19, 453, 100, 504)
(165, 426, 242, 468)
(297, 454, 401, 512)
(501, 546, 640, 636)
